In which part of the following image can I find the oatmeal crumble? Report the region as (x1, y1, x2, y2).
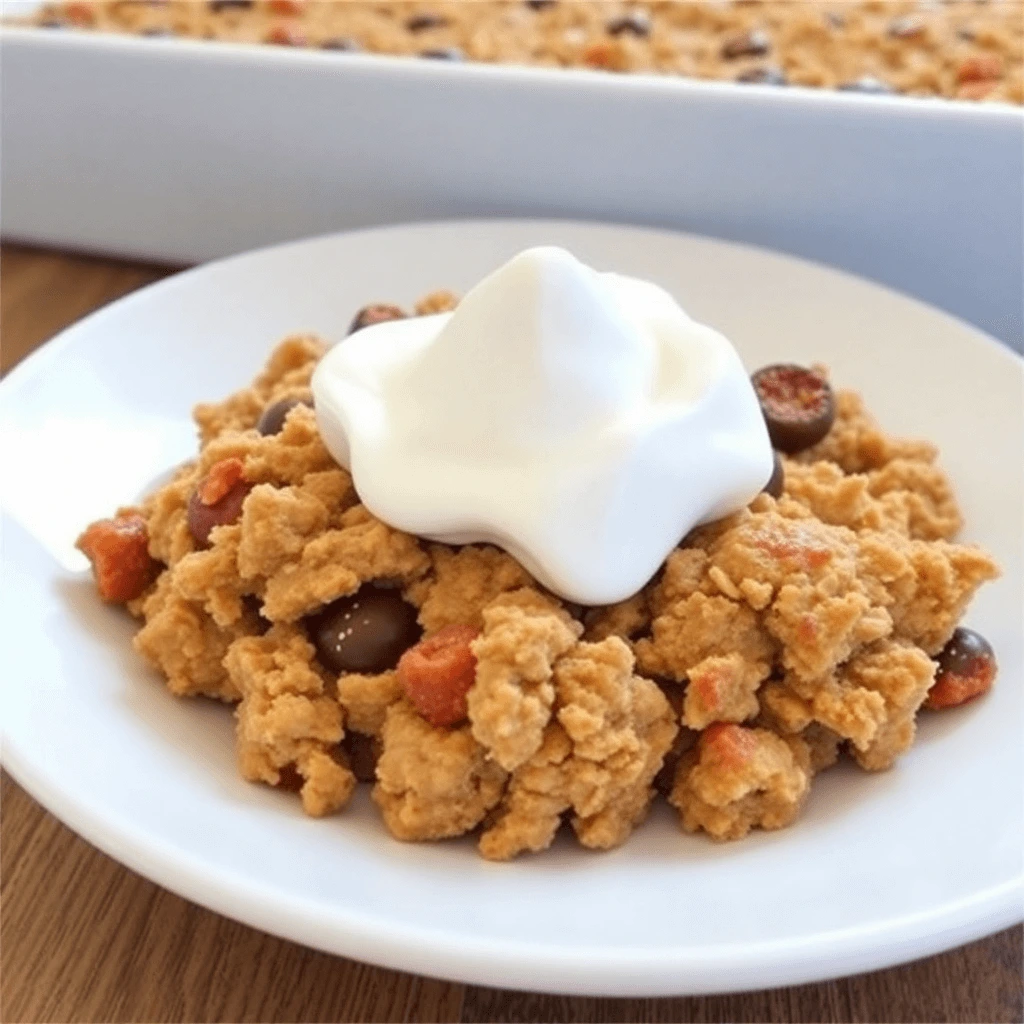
(21, 1, 1024, 104)
(77, 298, 1000, 859)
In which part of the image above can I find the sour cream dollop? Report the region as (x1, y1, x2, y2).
(313, 246, 772, 605)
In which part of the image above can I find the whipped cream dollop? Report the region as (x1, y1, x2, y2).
(313, 247, 772, 605)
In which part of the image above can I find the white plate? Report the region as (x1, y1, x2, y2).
(1, 220, 1021, 997)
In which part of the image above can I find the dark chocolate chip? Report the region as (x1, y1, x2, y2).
(257, 397, 312, 436)
(308, 585, 422, 675)
(406, 13, 447, 32)
(824, 11, 845, 29)
(737, 65, 787, 85)
(750, 364, 836, 454)
(348, 303, 406, 334)
(420, 46, 463, 61)
(187, 479, 251, 548)
(839, 76, 894, 94)
(763, 451, 785, 498)
(38, 18, 64, 28)
(722, 29, 771, 59)
(344, 732, 381, 783)
(888, 15, 925, 39)
(321, 36, 360, 51)
(607, 11, 651, 37)
(140, 27, 174, 36)
(525, 0, 557, 8)
(208, 0, 253, 10)
(936, 628, 995, 683)
(956, 26, 977, 42)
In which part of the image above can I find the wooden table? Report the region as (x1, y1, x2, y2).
(1, 244, 1021, 1024)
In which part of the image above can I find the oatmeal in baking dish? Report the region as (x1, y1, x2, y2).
(77, 249, 1000, 861)
(23, 1, 1024, 104)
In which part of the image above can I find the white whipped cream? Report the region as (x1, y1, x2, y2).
(313, 247, 772, 605)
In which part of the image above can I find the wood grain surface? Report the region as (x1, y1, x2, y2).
(1, 244, 1021, 1024)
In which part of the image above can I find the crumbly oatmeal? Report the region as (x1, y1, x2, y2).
(22, 1, 1024, 104)
(77, 297, 1000, 860)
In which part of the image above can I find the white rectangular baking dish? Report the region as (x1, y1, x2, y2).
(1, 18, 1022, 349)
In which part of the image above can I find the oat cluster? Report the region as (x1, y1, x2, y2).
(97, 325, 998, 860)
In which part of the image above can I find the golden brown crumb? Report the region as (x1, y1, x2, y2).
(336, 670, 403, 737)
(479, 636, 677, 860)
(407, 544, 534, 634)
(682, 652, 763, 730)
(467, 589, 581, 772)
(372, 701, 507, 841)
(840, 639, 936, 770)
(133, 573, 257, 701)
(582, 592, 650, 642)
(225, 624, 355, 816)
(670, 724, 810, 841)
(635, 590, 773, 684)
(414, 290, 460, 316)
(260, 504, 431, 623)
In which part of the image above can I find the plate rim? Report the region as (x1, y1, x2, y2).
(3, 739, 1022, 996)
(2, 217, 1022, 996)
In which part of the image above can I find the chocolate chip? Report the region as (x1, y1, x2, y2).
(888, 15, 924, 39)
(607, 11, 651, 37)
(737, 65, 787, 85)
(722, 29, 771, 59)
(344, 732, 381, 783)
(824, 11, 845, 29)
(321, 37, 360, 51)
(925, 627, 997, 708)
(936, 628, 995, 683)
(348, 304, 406, 334)
(308, 585, 422, 674)
(957, 26, 977, 42)
(257, 397, 311, 436)
(208, 0, 253, 10)
(750, 364, 835, 454)
(140, 27, 173, 36)
(187, 479, 251, 548)
(525, 0, 557, 8)
(763, 451, 785, 498)
(38, 18, 64, 28)
(420, 46, 463, 60)
(839, 76, 894, 94)
(407, 13, 447, 32)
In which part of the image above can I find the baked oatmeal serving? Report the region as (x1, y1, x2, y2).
(21, 0, 1024, 104)
(77, 247, 1000, 861)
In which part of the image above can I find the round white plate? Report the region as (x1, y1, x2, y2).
(1, 220, 1021, 997)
